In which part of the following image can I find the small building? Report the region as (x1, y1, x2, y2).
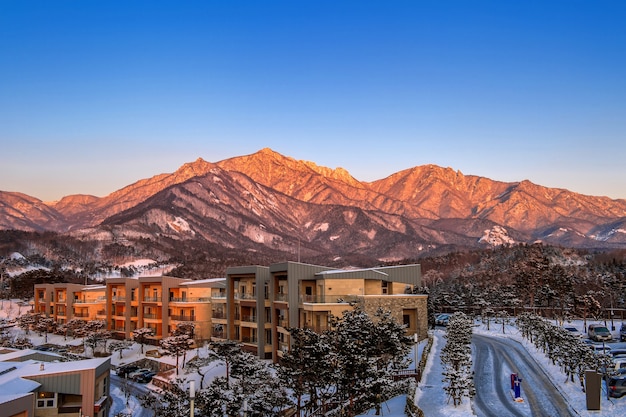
(0, 349, 110, 417)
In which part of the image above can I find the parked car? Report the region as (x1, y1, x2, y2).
(127, 368, 152, 380)
(608, 375, 626, 398)
(590, 344, 612, 355)
(588, 324, 613, 342)
(435, 314, 450, 326)
(563, 326, 582, 338)
(133, 370, 157, 383)
(145, 349, 163, 358)
(620, 324, 626, 342)
(613, 359, 626, 373)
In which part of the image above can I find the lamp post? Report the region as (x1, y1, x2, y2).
(242, 398, 249, 417)
(414, 333, 419, 371)
(189, 380, 195, 417)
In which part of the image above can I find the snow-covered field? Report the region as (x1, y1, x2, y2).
(3, 299, 626, 416)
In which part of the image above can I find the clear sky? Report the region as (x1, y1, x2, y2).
(1, 1, 625, 202)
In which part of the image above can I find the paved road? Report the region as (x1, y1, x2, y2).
(472, 334, 576, 417)
(109, 373, 153, 417)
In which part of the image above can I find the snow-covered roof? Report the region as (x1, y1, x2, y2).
(0, 349, 62, 361)
(181, 278, 226, 287)
(316, 268, 388, 277)
(0, 351, 110, 397)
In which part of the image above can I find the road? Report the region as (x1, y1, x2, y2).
(109, 373, 154, 417)
(472, 334, 576, 417)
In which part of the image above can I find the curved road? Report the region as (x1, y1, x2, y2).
(472, 334, 576, 417)
(109, 373, 153, 417)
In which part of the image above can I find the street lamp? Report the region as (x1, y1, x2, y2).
(414, 333, 419, 371)
(242, 398, 249, 417)
(189, 380, 195, 417)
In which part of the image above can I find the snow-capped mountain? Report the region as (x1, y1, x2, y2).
(1, 148, 626, 263)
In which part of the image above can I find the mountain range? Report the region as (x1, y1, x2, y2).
(2, 147, 626, 264)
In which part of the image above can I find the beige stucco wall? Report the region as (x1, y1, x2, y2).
(361, 295, 429, 341)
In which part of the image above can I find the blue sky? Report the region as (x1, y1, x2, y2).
(1, 1, 625, 201)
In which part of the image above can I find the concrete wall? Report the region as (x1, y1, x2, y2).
(362, 295, 429, 341)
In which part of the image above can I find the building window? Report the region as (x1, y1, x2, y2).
(36, 392, 56, 408)
(382, 281, 389, 294)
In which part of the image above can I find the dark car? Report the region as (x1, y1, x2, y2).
(608, 375, 626, 398)
(133, 370, 157, 383)
(435, 314, 450, 326)
(620, 324, 626, 342)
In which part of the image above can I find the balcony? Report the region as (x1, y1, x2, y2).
(235, 293, 256, 300)
(241, 315, 256, 323)
(143, 314, 160, 319)
(211, 331, 225, 339)
(299, 294, 359, 304)
(74, 297, 106, 304)
(274, 293, 288, 302)
(96, 310, 106, 316)
(73, 312, 90, 318)
(242, 336, 258, 344)
(143, 296, 161, 302)
(111, 297, 126, 302)
(170, 315, 195, 321)
(169, 297, 211, 303)
(212, 311, 226, 319)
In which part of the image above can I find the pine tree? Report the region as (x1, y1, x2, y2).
(441, 312, 475, 406)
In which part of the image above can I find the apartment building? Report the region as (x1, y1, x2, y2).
(225, 261, 427, 361)
(0, 348, 110, 417)
(35, 277, 226, 345)
(32, 263, 424, 361)
(33, 283, 106, 324)
(106, 276, 226, 344)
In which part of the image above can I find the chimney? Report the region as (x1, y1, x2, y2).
(40, 363, 45, 371)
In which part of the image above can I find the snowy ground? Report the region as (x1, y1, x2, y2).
(416, 320, 626, 417)
(3, 299, 626, 416)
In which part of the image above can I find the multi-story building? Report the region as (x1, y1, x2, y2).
(33, 283, 106, 324)
(35, 277, 226, 346)
(32, 262, 425, 361)
(225, 261, 427, 361)
(0, 348, 110, 417)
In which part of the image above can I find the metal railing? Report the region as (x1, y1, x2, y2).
(299, 294, 360, 304)
(241, 315, 256, 322)
(274, 293, 288, 302)
(235, 293, 256, 300)
(170, 315, 195, 321)
(169, 297, 211, 302)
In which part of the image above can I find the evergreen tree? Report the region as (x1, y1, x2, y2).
(132, 327, 155, 353)
(441, 312, 475, 406)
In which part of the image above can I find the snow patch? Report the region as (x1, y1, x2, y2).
(167, 217, 195, 236)
(479, 226, 515, 246)
(592, 228, 626, 241)
(330, 235, 340, 241)
(314, 223, 329, 232)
